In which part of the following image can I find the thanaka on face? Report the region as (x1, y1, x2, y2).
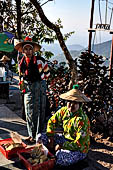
(23, 44, 34, 59)
(67, 101, 80, 113)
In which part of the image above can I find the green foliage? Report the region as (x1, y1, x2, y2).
(77, 51, 113, 130)
(55, 18, 63, 29)
(0, 0, 74, 50)
(0, 1, 16, 33)
(13, 63, 19, 74)
(64, 31, 75, 41)
(44, 51, 54, 60)
(47, 60, 71, 114)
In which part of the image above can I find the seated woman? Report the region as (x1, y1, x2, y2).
(36, 85, 91, 166)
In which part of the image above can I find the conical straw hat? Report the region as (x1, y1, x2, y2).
(60, 85, 92, 102)
(14, 36, 41, 53)
(0, 55, 10, 62)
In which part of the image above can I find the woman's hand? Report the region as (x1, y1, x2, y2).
(55, 144, 62, 151)
(47, 136, 54, 150)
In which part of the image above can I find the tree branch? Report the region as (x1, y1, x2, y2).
(30, 0, 78, 88)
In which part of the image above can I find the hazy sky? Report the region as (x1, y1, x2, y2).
(42, 0, 113, 47)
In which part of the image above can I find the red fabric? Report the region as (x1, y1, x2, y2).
(25, 57, 30, 66)
(19, 55, 37, 76)
(19, 56, 25, 67)
(25, 70, 28, 75)
(33, 56, 37, 64)
(38, 63, 42, 70)
(18, 81, 23, 85)
(44, 63, 48, 70)
(24, 36, 32, 42)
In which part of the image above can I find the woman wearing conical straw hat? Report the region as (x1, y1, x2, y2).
(0, 55, 10, 63)
(0, 55, 10, 79)
(36, 85, 91, 167)
(0, 55, 10, 69)
(15, 36, 50, 144)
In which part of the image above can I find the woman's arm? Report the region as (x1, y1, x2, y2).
(46, 107, 66, 136)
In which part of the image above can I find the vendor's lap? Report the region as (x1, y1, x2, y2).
(36, 133, 67, 146)
(36, 133, 87, 166)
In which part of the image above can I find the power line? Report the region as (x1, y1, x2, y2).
(101, 0, 113, 5)
(98, 0, 102, 24)
(105, 0, 108, 24)
(109, 8, 113, 25)
(99, 0, 113, 25)
(107, 0, 113, 5)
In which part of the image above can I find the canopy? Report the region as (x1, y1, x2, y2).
(0, 32, 14, 52)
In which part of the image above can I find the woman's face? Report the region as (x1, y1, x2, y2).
(23, 44, 33, 58)
(67, 101, 80, 113)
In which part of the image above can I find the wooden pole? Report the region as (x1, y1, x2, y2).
(88, 0, 95, 53)
(109, 35, 113, 79)
(15, 0, 22, 40)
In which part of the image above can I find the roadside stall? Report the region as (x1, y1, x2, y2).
(0, 55, 11, 99)
(0, 32, 14, 100)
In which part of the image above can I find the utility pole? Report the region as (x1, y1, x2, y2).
(109, 35, 113, 79)
(88, 0, 95, 53)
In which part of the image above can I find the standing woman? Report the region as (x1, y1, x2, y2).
(15, 37, 50, 143)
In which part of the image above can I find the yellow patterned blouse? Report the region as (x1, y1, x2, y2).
(47, 106, 90, 153)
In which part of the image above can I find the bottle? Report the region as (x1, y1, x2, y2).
(3, 70, 7, 81)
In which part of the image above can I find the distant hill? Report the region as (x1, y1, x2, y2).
(92, 40, 111, 67)
(42, 43, 84, 56)
(68, 44, 84, 51)
(49, 40, 112, 67)
(51, 50, 80, 63)
(92, 40, 111, 58)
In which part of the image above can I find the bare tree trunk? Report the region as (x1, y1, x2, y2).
(30, 0, 78, 89)
(15, 0, 22, 40)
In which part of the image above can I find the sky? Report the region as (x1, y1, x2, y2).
(42, 0, 113, 47)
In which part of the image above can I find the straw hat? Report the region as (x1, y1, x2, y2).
(14, 36, 41, 53)
(0, 55, 10, 62)
(60, 85, 92, 102)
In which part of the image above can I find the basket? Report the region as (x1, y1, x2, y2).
(0, 138, 27, 159)
(17, 147, 56, 170)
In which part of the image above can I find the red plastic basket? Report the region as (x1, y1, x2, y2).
(17, 147, 56, 170)
(0, 138, 26, 159)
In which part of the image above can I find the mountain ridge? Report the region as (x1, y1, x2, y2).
(43, 43, 84, 56)
(48, 40, 112, 67)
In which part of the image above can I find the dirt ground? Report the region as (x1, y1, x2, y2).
(86, 134, 113, 170)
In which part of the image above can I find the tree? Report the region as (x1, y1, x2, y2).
(78, 51, 113, 135)
(0, 0, 77, 87)
(0, 1, 73, 58)
(47, 60, 71, 114)
(30, 0, 78, 88)
(15, 0, 22, 39)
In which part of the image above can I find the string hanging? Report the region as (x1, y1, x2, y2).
(105, 0, 108, 24)
(99, 0, 102, 24)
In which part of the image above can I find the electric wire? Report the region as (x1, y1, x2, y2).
(105, 0, 108, 24)
(100, 0, 113, 5)
(100, 0, 113, 26)
(99, 0, 102, 24)
(109, 8, 113, 26)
